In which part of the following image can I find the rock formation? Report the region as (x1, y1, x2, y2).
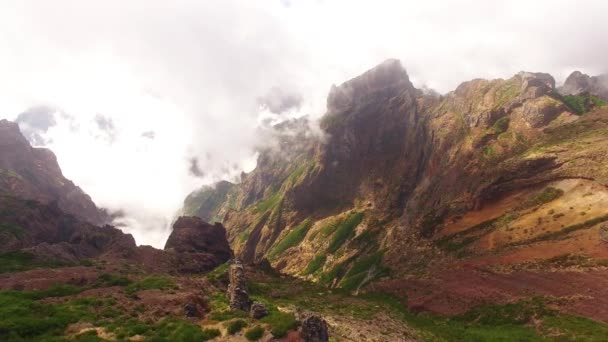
(164, 216, 233, 273)
(560, 71, 608, 100)
(249, 301, 269, 319)
(300, 314, 329, 342)
(180, 59, 608, 306)
(227, 259, 251, 311)
(0, 119, 109, 225)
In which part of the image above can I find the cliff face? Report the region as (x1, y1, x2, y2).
(0, 119, 109, 225)
(181, 60, 608, 297)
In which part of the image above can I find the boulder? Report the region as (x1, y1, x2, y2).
(300, 314, 329, 342)
(249, 301, 269, 319)
(164, 216, 233, 273)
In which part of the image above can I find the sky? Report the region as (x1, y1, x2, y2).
(1, 0, 607, 247)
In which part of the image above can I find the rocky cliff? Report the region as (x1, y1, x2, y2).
(0, 119, 109, 225)
(181, 59, 608, 316)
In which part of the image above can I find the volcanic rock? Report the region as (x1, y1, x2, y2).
(249, 301, 269, 319)
(164, 216, 233, 273)
(560, 71, 608, 100)
(300, 314, 329, 342)
(227, 259, 251, 311)
(0, 119, 109, 225)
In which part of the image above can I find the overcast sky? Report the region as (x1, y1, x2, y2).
(1, 0, 607, 247)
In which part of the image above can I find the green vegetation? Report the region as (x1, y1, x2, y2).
(0, 222, 24, 237)
(124, 276, 177, 295)
(96, 273, 132, 287)
(491, 117, 510, 134)
(318, 218, 340, 238)
(521, 187, 564, 209)
(245, 264, 608, 342)
(0, 283, 222, 341)
(206, 261, 230, 284)
(339, 252, 387, 292)
(267, 218, 313, 259)
(518, 214, 608, 245)
(0, 251, 71, 274)
(562, 94, 607, 115)
(327, 212, 364, 253)
(493, 80, 520, 108)
(207, 292, 248, 321)
(254, 193, 282, 214)
(259, 301, 297, 338)
(302, 254, 326, 275)
(244, 326, 264, 341)
(225, 319, 247, 334)
(482, 145, 497, 159)
(436, 212, 520, 256)
(419, 211, 445, 238)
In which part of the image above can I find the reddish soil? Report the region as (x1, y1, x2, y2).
(0, 266, 100, 291)
(374, 264, 608, 322)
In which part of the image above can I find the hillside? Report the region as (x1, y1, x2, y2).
(182, 60, 608, 321)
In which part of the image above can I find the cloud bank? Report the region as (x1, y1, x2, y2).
(1, 0, 607, 247)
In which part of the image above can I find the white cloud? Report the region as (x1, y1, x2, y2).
(0, 0, 607, 247)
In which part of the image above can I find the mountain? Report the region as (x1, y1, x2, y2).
(0, 119, 109, 225)
(182, 59, 608, 321)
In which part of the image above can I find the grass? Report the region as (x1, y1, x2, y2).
(267, 218, 313, 259)
(0, 285, 221, 341)
(562, 94, 608, 115)
(95, 273, 132, 287)
(245, 326, 264, 341)
(254, 193, 282, 214)
(520, 187, 564, 209)
(491, 117, 510, 134)
(259, 302, 297, 338)
(207, 292, 248, 321)
(338, 252, 388, 292)
(302, 254, 326, 275)
(0, 222, 24, 238)
(225, 319, 247, 335)
(514, 213, 608, 246)
(327, 212, 364, 253)
(318, 218, 340, 238)
(124, 276, 177, 295)
(243, 266, 608, 342)
(0, 251, 72, 274)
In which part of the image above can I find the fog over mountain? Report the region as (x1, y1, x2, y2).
(1, 0, 607, 247)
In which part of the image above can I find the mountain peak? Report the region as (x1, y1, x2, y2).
(326, 59, 415, 113)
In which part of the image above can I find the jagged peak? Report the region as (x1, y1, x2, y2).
(326, 59, 415, 113)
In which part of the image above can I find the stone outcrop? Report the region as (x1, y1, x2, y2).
(249, 301, 269, 319)
(300, 314, 330, 342)
(0, 196, 137, 262)
(179, 59, 608, 293)
(0, 119, 109, 225)
(560, 71, 608, 100)
(164, 216, 233, 273)
(227, 259, 251, 311)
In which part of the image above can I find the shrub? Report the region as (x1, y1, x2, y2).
(225, 319, 247, 335)
(245, 326, 265, 341)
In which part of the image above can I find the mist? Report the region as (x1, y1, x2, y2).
(1, 0, 607, 247)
